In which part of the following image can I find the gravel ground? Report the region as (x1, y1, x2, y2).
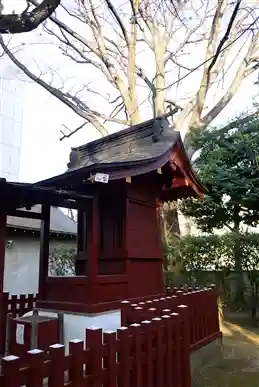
(193, 320, 259, 387)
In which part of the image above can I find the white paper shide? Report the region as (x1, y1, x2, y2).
(16, 323, 25, 345)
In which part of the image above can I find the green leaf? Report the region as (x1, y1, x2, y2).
(181, 114, 259, 232)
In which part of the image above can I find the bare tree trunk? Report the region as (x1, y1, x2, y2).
(232, 210, 244, 310)
(162, 202, 181, 273)
(164, 203, 181, 236)
(154, 36, 166, 116)
(127, 0, 140, 124)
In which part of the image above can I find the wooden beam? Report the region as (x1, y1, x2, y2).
(77, 211, 84, 254)
(46, 198, 90, 210)
(0, 213, 6, 293)
(38, 204, 50, 300)
(7, 209, 44, 220)
(88, 196, 99, 300)
(171, 177, 187, 189)
(0, 212, 6, 355)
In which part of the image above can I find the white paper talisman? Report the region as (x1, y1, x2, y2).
(16, 323, 25, 345)
(94, 173, 109, 183)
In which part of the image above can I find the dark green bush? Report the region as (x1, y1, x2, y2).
(164, 232, 259, 318)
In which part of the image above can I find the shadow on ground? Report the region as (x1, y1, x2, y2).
(193, 317, 259, 387)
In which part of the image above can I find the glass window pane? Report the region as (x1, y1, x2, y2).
(9, 147, 20, 177)
(12, 121, 22, 148)
(2, 116, 14, 145)
(2, 90, 15, 118)
(13, 98, 23, 123)
(1, 144, 11, 174)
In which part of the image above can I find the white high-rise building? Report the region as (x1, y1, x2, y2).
(0, 63, 24, 181)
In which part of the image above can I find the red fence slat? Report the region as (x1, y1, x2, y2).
(177, 305, 191, 387)
(141, 320, 153, 387)
(130, 323, 143, 387)
(2, 355, 21, 387)
(117, 326, 131, 387)
(170, 312, 182, 387)
(162, 314, 173, 387)
(103, 331, 117, 387)
(68, 339, 85, 386)
(86, 327, 103, 387)
(48, 344, 65, 387)
(26, 349, 45, 387)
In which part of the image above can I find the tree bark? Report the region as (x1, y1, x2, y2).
(162, 202, 181, 273)
(0, 0, 61, 34)
(251, 281, 258, 323)
(232, 209, 244, 310)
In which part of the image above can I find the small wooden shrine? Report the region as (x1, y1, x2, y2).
(0, 117, 203, 316)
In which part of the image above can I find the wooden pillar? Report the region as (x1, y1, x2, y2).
(77, 211, 85, 254)
(124, 197, 130, 298)
(38, 204, 50, 300)
(0, 212, 6, 293)
(75, 211, 88, 275)
(88, 196, 99, 287)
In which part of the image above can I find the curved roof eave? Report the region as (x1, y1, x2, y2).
(35, 147, 173, 187)
(35, 138, 204, 198)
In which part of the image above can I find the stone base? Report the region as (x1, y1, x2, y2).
(22, 308, 121, 354)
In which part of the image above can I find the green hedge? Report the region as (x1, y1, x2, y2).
(165, 232, 259, 273)
(164, 233, 259, 313)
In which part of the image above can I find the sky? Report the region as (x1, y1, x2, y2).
(2, 0, 259, 184)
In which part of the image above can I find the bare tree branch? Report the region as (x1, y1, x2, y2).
(207, 1, 242, 79)
(60, 122, 87, 141)
(203, 31, 259, 127)
(0, 0, 61, 33)
(189, 0, 228, 127)
(104, 0, 129, 46)
(5, 0, 258, 145)
(0, 35, 128, 137)
(43, 23, 114, 83)
(174, 3, 259, 142)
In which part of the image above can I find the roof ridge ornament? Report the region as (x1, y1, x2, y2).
(152, 106, 180, 143)
(152, 117, 166, 143)
(67, 148, 80, 169)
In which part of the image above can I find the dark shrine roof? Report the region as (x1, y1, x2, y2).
(67, 117, 179, 171)
(0, 117, 203, 211)
(34, 117, 204, 199)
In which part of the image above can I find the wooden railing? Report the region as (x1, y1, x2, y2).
(0, 286, 221, 387)
(0, 305, 192, 387)
(121, 287, 220, 351)
(0, 292, 38, 354)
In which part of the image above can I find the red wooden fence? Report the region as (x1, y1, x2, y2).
(121, 286, 220, 351)
(0, 292, 38, 354)
(0, 286, 221, 387)
(0, 305, 192, 387)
